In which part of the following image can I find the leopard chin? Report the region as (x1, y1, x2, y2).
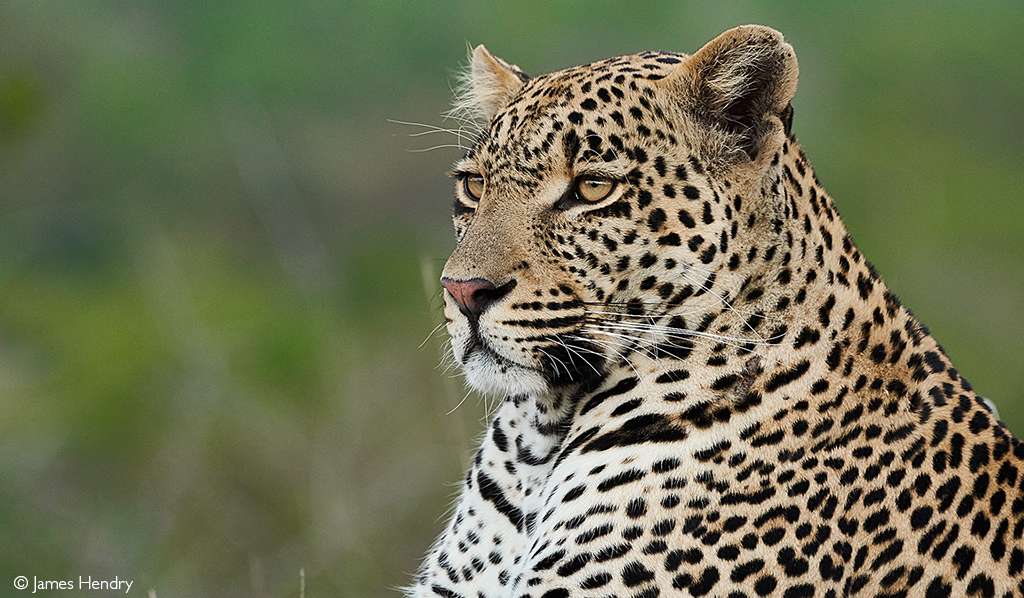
(460, 348, 549, 398)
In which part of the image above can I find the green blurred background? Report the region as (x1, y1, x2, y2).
(0, 1, 1021, 596)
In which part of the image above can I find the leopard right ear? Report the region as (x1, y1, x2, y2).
(454, 45, 530, 123)
(661, 26, 798, 166)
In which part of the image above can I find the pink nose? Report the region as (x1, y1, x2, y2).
(441, 277, 516, 323)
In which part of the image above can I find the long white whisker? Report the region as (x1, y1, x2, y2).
(388, 119, 470, 136)
(574, 334, 640, 378)
(551, 336, 580, 371)
(676, 269, 767, 342)
(446, 388, 473, 416)
(553, 337, 603, 377)
(585, 323, 764, 355)
(536, 346, 566, 378)
(583, 323, 772, 363)
(407, 144, 471, 153)
(420, 321, 449, 349)
(588, 319, 766, 347)
(583, 307, 705, 319)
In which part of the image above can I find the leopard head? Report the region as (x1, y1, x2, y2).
(440, 26, 799, 398)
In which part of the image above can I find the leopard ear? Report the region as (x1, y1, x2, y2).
(667, 25, 798, 163)
(455, 45, 529, 123)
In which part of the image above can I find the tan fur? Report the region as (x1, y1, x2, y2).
(450, 45, 529, 125)
(412, 26, 1023, 598)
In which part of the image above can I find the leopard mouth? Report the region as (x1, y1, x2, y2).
(466, 330, 607, 391)
(462, 332, 538, 373)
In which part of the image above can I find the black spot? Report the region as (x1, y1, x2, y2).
(431, 585, 465, 598)
(597, 468, 645, 492)
(856, 272, 874, 299)
(556, 553, 591, 577)
(626, 497, 647, 518)
(702, 202, 713, 224)
(611, 398, 643, 416)
(476, 471, 524, 532)
(580, 377, 640, 416)
(620, 561, 655, 587)
(783, 584, 814, 598)
(764, 360, 811, 393)
(492, 425, 508, 452)
(731, 558, 764, 582)
(594, 543, 631, 562)
(711, 374, 739, 391)
(562, 485, 586, 502)
(656, 369, 690, 384)
(658, 233, 681, 246)
(925, 577, 952, 598)
(818, 294, 836, 327)
(583, 413, 689, 451)
(654, 156, 667, 176)
(647, 208, 667, 232)
(575, 522, 614, 544)
(688, 567, 720, 597)
(965, 573, 995, 598)
(968, 442, 990, 473)
(754, 574, 777, 596)
(533, 549, 567, 571)
(951, 545, 976, 580)
(580, 573, 611, 589)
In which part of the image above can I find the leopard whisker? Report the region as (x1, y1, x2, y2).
(582, 323, 769, 361)
(407, 144, 474, 153)
(551, 337, 580, 371)
(536, 345, 569, 378)
(579, 328, 669, 364)
(552, 337, 604, 378)
(676, 269, 768, 343)
(420, 320, 450, 349)
(446, 387, 474, 416)
(570, 334, 640, 379)
(587, 319, 772, 347)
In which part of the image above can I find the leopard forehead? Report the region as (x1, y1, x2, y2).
(461, 51, 690, 180)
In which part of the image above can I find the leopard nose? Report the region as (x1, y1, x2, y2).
(441, 277, 517, 324)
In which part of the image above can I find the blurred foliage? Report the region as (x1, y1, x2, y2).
(0, 1, 1021, 596)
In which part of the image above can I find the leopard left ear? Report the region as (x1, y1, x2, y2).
(665, 25, 798, 164)
(456, 45, 530, 123)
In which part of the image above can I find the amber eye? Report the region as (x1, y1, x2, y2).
(463, 175, 485, 201)
(576, 178, 616, 203)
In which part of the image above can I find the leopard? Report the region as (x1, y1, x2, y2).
(408, 25, 1024, 598)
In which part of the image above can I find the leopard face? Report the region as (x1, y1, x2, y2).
(441, 29, 795, 399)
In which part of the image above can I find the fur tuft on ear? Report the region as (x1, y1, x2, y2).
(449, 45, 529, 126)
(664, 25, 799, 165)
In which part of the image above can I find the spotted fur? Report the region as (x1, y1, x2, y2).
(410, 26, 1024, 598)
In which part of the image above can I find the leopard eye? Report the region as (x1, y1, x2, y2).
(463, 175, 485, 201)
(576, 178, 616, 203)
